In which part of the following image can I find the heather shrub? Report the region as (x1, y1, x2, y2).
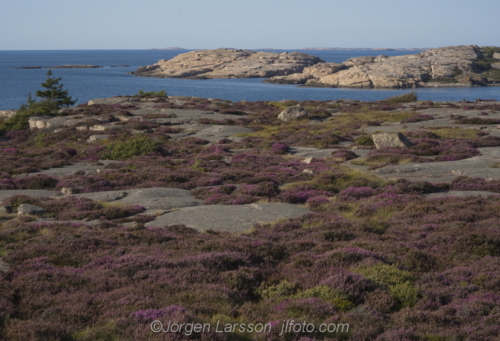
(240, 181, 280, 198)
(331, 149, 358, 161)
(278, 185, 331, 204)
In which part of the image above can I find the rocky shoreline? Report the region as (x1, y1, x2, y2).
(133, 45, 500, 89)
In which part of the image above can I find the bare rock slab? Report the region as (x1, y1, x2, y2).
(425, 191, 500, 198)
(372, 132, 412, 149)
(146, 203, 312, 233)
(0, 190, 61, 202)
(132, 49, 323, 79)
(73, 187, 202, 210)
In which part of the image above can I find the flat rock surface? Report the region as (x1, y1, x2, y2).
(0, 190, 61, 202)
(289, 147, 338, 158)
(146, 203, 312, 233)
(14, 161, 122, 178)
(370, 147, 500, 182)
(72, 187, 202, 210)
(132, 48, 323, 79)
(425, 191, 500, 198)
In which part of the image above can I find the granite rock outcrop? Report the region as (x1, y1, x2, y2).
(132, 48, 323, 79)
(266, 45, 500, 88)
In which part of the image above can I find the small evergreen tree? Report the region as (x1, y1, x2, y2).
(35, 70, 76, 109)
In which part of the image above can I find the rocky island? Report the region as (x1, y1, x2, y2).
(133, 45, 500, 88)
(131, 48, 323, 78)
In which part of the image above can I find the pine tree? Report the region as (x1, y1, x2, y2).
(35, 70, 76, 109)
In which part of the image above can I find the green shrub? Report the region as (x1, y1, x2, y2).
(384, 92, 418, 103)
(354, 264, 414, 287)
(294, 285, 354, 311)
(135, 89, 168, 98)
(354, 264, 419, 308)
(259, 280, 298, 299)
(481, 46, 500, 58)
(355, 134, 374, 146)
(389, 283, 419, 307)
(102, 134, 163, 160)
(0, 111, 30, 134)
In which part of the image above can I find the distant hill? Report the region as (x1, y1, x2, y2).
(149, 47, 189, 50)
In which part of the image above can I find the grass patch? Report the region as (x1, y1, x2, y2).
(483, 68, 500, 80)
(429, 127, 483, 139)
(328, 111, 414, 126)
(383, 92, 418, 103)
(268, 101, 296, 110)
(351, 155, 414, 167)
(490, 162, 500, 168)
(427, 77, 457, 84)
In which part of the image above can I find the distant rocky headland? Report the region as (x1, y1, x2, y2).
(12, 65, 129, 69)
(133, 45, 500, 88)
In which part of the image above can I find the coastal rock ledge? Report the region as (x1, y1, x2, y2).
(131, 48, 323, 79)
(133, 45, 500, 88)
(267, 45, 500, 88)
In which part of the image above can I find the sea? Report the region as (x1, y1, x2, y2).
(1, 49, 499, 110)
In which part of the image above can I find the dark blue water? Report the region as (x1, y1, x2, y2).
(1, 49, 499, 110)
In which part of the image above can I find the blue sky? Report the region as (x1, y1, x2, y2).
(1, 0, 499, 50)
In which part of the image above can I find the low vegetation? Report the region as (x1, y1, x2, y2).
(1, 94, 500, 340)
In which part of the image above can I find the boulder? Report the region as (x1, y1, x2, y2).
(0, 205, 12, 214)
(493, 52, 500, 59)
(17, 204, 46, 216)
(372, 132, 412, 149)
(491, 63, 500, 70)
(0, 110, 16, 118)
(132, 48, 323, 79)
(87, 134, 110, 143)
(61, 187, 80, 195)
(278, 105, 309, 122)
